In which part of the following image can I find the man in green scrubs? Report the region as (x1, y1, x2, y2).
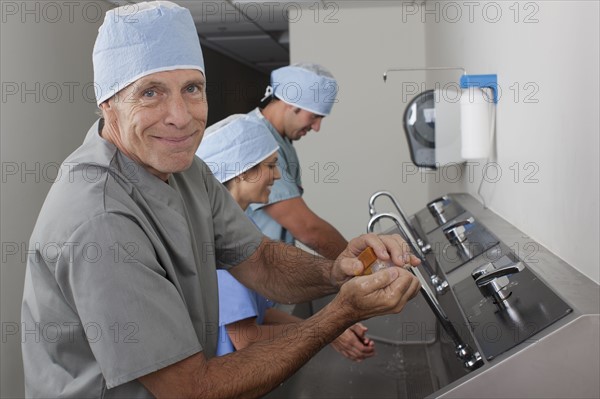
(21, 2, 421, 398)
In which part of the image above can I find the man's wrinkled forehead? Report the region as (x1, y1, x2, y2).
(132, 70, 206, 89)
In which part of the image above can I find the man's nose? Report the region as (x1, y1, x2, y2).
(164, 94, 193, 128)
(310, 118, 322, 132)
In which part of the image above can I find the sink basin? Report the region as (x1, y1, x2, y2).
(265, 296, 468, 399)
(265, 341, 437, 399)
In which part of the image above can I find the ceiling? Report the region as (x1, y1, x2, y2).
(106, 0, 330, 74)
(105, 1, 396, 74)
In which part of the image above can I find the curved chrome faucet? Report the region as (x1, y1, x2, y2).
(367, 212, 483, 371)
(368, 192, 448, 294)
(367, 212, 448, 294)
(368, 191, 431, 254)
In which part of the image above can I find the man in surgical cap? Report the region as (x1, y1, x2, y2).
(243, 64, 348, 260)
(21, 2, 420, 397)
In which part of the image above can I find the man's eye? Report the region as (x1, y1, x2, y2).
(143, 89, 156, 98)
(186, 85, 199, 93)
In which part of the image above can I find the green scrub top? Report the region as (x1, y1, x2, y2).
(21, 119, 264, 397)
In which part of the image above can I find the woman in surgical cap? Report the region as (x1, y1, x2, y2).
(197, 115, 375, 361)
(199, 114, 281, 210)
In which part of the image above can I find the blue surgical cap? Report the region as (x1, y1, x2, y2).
(93, 1, 204, 105)
(197, 115, 279, 184)
(266, 64, 338, 116)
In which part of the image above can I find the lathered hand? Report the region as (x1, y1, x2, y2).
(330, 265, 420, 325)
(331, 233, 421, 288)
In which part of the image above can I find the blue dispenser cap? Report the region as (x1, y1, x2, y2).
(460, 74, 498, 104)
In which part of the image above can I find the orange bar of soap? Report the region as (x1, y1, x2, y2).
(358, 247, 378, 275)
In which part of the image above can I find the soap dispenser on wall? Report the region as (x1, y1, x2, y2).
(384, 68, 498, 168)
(459, 74, 498, 161)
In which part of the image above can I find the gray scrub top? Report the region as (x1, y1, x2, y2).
(246, 108, 303, 244)
(21, 119, 264, 398)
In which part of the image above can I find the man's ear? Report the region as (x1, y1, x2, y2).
(99, 99, 121, 132)
(99, 99, 113, 112)
(99, 98, 119, 121)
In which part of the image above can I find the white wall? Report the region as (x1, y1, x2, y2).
(0, 1, 110, 396)
(290, 1, 599, 284)
(290, 2, 430, 239)
(425, 0, 599, 283)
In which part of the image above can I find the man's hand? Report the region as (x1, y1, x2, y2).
(319, 265, 421, 334)
(334, 265, 420, 324)
(330, 233, 421, 288)
(331, 323, 375, 362)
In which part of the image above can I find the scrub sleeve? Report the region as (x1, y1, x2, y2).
(215, 270, 274, 356)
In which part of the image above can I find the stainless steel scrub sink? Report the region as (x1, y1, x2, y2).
(265, 193, 600, 399)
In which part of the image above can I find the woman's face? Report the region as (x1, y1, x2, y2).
(241, 152, 280, 205)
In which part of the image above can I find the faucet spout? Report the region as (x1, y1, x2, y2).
(368, 192, 448, 294)
(369, 191, 432, 254)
